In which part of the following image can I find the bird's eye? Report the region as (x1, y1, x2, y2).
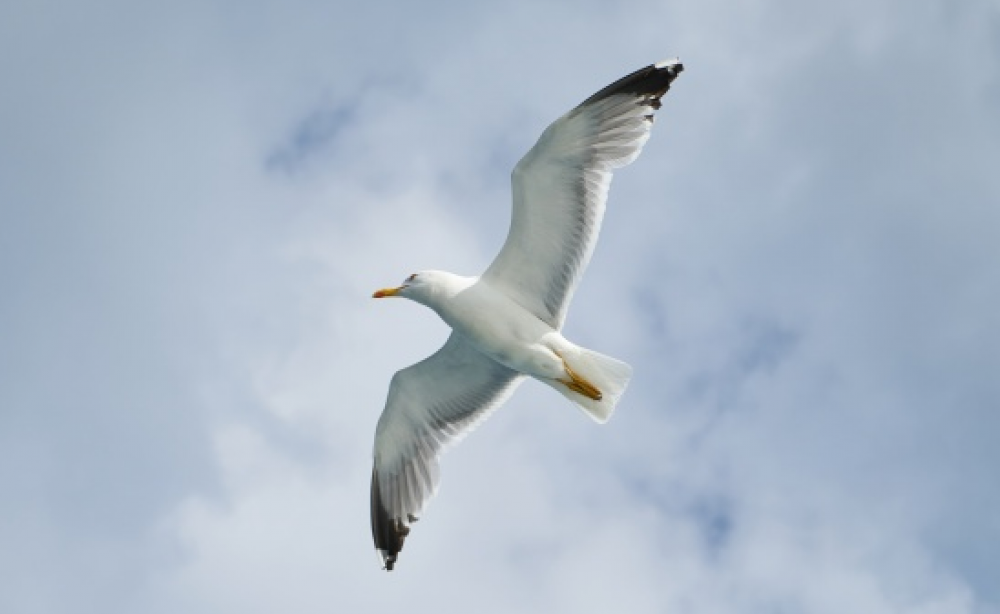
(406, 273, 417, 282)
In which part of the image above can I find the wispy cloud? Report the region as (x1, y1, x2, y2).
(266, 103, 357, 173)
(1, 0, 998, 613)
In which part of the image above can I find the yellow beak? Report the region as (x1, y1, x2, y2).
(373, 286, 402, 298)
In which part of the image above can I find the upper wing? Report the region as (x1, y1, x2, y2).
(482, 60, 684, 328)
(371, 332, 524, 570)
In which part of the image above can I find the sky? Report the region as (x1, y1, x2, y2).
(1, 0, 999, 612)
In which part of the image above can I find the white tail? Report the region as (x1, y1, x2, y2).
(543, 346, 633, 423)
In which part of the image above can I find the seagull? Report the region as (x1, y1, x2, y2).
(370, 59, 683, 570)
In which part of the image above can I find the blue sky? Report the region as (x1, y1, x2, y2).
(2, 0, 999, 612)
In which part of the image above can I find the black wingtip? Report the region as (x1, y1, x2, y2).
(371, 468, 408, 571)
(579, 58, 684, 110)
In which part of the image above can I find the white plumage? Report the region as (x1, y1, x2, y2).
(370, 59, 683, 570)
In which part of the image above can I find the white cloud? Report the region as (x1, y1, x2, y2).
(1, 0, 998, 613)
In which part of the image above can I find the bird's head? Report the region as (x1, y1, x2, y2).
(373, 270, 456, 305)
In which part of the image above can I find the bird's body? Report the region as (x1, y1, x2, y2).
(408, 271, 568, 382)
(369, 59, 684, 570)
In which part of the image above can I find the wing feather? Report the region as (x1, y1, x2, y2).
(371, 333, 523, 570)
(482, 60, 684, 327)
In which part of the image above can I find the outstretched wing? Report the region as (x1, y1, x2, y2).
(482, 59, 684, 328)
(371, 332, 524, 570)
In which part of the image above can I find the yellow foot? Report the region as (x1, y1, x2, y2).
(556, 352, 603, 401)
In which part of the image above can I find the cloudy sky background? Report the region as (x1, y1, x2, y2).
(2, 0, 999, 612)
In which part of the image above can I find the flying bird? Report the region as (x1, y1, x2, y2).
(370, 59, 684, 570)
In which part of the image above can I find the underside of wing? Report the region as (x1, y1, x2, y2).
(483, 60, 684, 327)
(371, 333, 523, 570)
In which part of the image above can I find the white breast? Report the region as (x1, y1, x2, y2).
(435, 279, 564, 379)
